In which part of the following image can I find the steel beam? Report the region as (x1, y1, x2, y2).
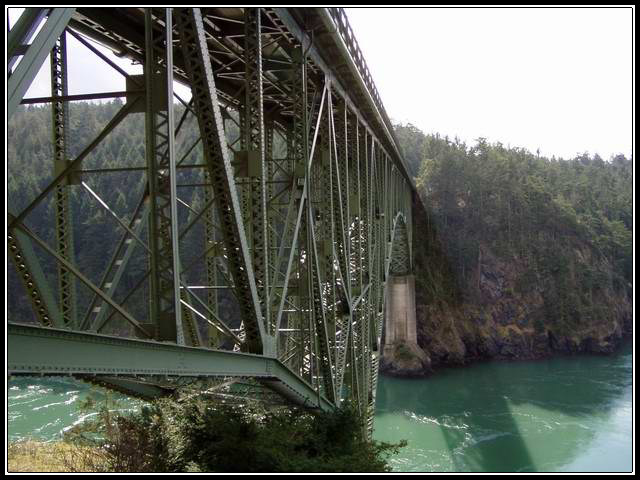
(143, 9, 186, 344)
(243, 8, 271, 345)
(202, 171, 221, 348)
(8, 8, 75, 118)
(8, 322, 333, 410)
(8, 8, 47, 72)
(85, 200, 149, 332)
(8, 224, 63, 328)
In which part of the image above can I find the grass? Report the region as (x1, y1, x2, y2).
(7, 439, 101, 473)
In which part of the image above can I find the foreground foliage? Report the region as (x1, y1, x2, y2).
(63, 393, 406, 473)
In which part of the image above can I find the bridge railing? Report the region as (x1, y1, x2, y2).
(327, 8, 383, 128)
(325, 8, 410, 185)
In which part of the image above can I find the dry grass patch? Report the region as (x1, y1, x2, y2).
(8, 440, 104, 472)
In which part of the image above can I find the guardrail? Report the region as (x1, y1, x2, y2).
(325, 8, 408, 181)
(327, 11, 400, 146)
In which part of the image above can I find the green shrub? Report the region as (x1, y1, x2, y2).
(64, 393, 406, 473)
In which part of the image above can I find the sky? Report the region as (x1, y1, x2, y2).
(8, 7, 633, 160)
(346, 7, 632, 160)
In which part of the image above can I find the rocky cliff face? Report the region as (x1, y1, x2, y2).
(414, 254, 632, 374)
(382, 193, 632, 377)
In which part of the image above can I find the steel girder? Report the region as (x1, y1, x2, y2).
(7, 223, 62, 328)
(8, 322, 332, 410)
(50, 30, 77, 329)
(7, 7, 414, 438)
(7, 9, 47, 72)
(144, 9, 189, 346)
(8, 8, 76, 118)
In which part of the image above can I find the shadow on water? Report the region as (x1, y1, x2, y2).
(443, 379, 535, 472)
(376, 341, 632, 472)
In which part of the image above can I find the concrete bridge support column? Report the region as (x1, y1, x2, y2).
(383, 275, 417, 354)
(382, 274, 429, 376)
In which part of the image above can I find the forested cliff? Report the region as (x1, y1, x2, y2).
(391, 123, 632, 375)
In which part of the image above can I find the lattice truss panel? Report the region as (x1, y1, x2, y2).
(7, 7, 414, 438)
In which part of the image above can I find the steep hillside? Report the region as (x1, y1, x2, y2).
(396, 124, 632, 374)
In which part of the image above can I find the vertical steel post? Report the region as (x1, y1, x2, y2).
(289, 44, 310, 379)
(144, 8, 183, 343)
(244, 8, 271, 349)
(51, 29, 77, 329)
(203, 170, 220, 347)
(165, 8, 185, 345)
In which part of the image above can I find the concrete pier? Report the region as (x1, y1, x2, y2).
(383, 274, 418, 356)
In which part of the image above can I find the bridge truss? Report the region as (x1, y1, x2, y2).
(7, 7, 414, 437)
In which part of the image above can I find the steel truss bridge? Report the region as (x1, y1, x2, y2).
(7, 7, 416, 437)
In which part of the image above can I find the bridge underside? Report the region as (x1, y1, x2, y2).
(7, 7, 415, 437)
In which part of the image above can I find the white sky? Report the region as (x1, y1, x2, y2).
(346, 7, 633, 160)
(9, 7, 633, 160)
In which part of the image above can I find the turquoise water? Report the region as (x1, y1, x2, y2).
(8, 377, 142, 443)
(373, 341, 633, 472)
(8, 342, 633, 472)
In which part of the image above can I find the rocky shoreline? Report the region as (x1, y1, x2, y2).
(380, 295, 632, 378)
(380, 328, 632, 379)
